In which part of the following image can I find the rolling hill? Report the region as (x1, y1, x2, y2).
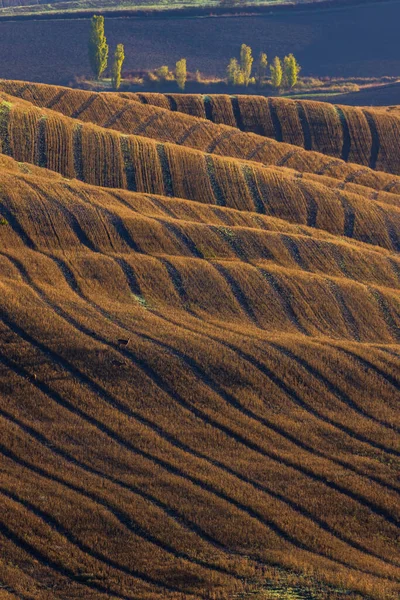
(0, 81, 399, 600)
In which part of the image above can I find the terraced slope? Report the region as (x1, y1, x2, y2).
(0, 85, 399, 600)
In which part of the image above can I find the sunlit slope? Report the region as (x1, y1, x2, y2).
(0, 90, 399, 253)
(3, 81, 400, 196)
(127, 92, 400, 176)
(0, 87, 399, 600)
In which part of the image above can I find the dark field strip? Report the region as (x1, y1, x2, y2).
(0, 88, 399, 600)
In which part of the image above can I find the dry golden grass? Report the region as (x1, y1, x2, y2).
(0, 83, 398, 600)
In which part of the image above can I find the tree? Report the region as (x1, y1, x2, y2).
(270, 56, 283, 89)
(88, 15, 108, 80)
(175, 58, 187, 90)
(256, 52, 268, 86)
(284, 53, 301, 88)
(227, 57, 240, 85)
(111, 44, 125, 91)
(155, 66, 171, 81)
(240, 43, 253, 86)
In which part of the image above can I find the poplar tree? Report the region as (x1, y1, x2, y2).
(256, 52, 268, 86)
(284, 53, 301, 88)
(175, 58, 187, 90)
(111, 44, 125, 91)
(88, 15, 109, 80)
(270, 56, 283, 89)
(227, 57, 240, 85)
(240, 43, 253, 86)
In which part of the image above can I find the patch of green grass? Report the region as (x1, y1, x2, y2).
(132, 293, 150, 308)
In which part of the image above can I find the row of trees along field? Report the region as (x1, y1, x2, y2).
(88, 14, 187, 90)
(88, 16, 300, 91)
(228, 45, 301, 89)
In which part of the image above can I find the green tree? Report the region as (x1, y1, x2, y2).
(270, 56, 283, 89)
(88, 15, 109, 80)
(256, 52, 268, 86)
(240, 43, 253, 86)
(111, 43, 125, 91)
(175, 58, 187, 90)
(284, 53, 301, 88)
(155, 65, 171, 81)
(227, 57, 240, 85)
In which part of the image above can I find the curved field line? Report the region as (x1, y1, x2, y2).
(0, 404, 252, 573)
(13, 246, 398, 524)
(0, 520, 137, 600)
(2, 300, 399, 580)
(0, 488, 202, 596)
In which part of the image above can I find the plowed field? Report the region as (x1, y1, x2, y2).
(0, 82, 399, 600)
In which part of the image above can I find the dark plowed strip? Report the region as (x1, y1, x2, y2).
(280, 235, 309, 271)
(344, 168, 371, 185)
(156, 144, 174, 197)
(277, 149, 302, 167)
(133, 113, 162, 136)
(338, 194, 356, 238)
(383, 180, 400, 193)
(120, 136, 137, 192)
(177, 122, 203, 146)
(203, 96, 213, 122)
(327, 280, 360, 341)
(66, 184, 142, 253)
(0, 204, 36, 250)
(146, 195, 178, 219)
(389, 258, 400, 284)
(207, 129, 237, 154)
(295, 102, 312, 151)
(36, 117, 47, 169)
(73, 124, 84, 181)
(205, 155, 225, 206)
(46, 89, 68, 110)
(211, 225, 248, 262)
(230, 97, 244, 131)
(268, 99, 283, 142)
(328, 345, 400, 392)
(246, 139, 273, 161)
(270, 342, 398, 435)
(158, 258, 192, 308)
(71, 93, 99, 119)
(317, 159, 343, 176)
(166, 95, 178, 112)
(335, 107, 351, 162)
(381, 211, 400, 252)
(103, 104, 132, 129)
(213, 263, 258, 325)
(258, 269, 308, 335)
(0, 101, 11, 156)
(369, 288, 400, 342)
(363, 110, 380, 170)
(24, 181, 98, 253)
(241, 165, 266, 214)
(12, 82, 30, 98)
(298, 182, 318, 228)
(162, 221, 204, 258)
